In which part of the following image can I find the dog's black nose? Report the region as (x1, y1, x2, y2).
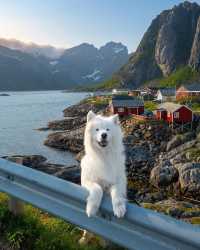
(101, 133, 107, 139)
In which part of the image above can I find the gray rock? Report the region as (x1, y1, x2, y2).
(63, 102, 106, 118)
(3, 155, 80, 184)
(175, 162, 200, 197)
(155, 16, 177, 76)
(166, 139, 197, 159)
(167, 135, 183, 152)
(4, 155, 47, 167)
(44, 127, 84, 153)
(166, 132, 196, 152)
(114, 2, 200, 87)
(150, 161, 178, 188)
(189, 15, 200, 69)
(126, 146, 152, 168)
(48, 117, 86, 131)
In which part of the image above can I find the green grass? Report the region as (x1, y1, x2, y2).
(191, 102, 200, 112)
(144, 101, 158, 111)
(0, 193, 117, 250)
(142, 201, 200, 221)
(158, 66, 200, 88)
(176, 96, 200, 112)
(81, 96, 111, 105)
(91, 77, 121, 90)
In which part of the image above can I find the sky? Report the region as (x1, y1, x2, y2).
(0, 0, 200, 52)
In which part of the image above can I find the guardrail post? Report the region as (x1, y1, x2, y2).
(8, 157, 24, 216)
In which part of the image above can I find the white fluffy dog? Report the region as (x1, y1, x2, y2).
(81, 110, 127, 218)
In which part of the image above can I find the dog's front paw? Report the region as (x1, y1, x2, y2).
(112, 199, 126, 218)
(86, 201, 99, 217)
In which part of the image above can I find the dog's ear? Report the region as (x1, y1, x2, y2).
(112, 114, 119, 124)
(87, 110, 96, 122)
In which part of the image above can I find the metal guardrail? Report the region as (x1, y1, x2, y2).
(0, 158, 200, 250)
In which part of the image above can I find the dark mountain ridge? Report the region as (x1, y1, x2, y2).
(53, 42, 128, 86)
(0, 41, 128, 91)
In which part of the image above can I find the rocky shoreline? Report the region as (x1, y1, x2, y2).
(43, 98, 200, 223)
(2, 155, 80, 184)
(3, 98, 200, 224)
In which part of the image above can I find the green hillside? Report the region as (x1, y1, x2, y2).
(158, 66, 200, 88)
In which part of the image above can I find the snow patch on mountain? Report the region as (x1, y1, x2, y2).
(113, 47, 125, 54)
(49, 60, 58, 66)
(83, 69, 102, 81)
(52, 69, 60, 74)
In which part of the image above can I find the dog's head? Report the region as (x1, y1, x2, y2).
(85, 110, 121, 150)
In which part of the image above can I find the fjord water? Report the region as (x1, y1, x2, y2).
(0, 91, 87, 165)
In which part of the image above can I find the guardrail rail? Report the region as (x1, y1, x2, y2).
(0, 158, 200, 250)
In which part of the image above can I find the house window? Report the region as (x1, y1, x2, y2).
(118, 107, 124, 112)
(174, 112, 179, 118)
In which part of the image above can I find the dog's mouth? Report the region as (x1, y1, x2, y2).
(97, 140, 108, 147)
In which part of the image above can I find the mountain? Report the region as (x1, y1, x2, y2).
(113, 1, 200, 88)
(0, 41, 128, 91)
(51, 42, 128, 86)
(0, 38, 64, 59)
(0, 46, 54, 91)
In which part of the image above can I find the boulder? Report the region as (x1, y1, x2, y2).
(54, 166, 80, 184)
(175, 162, 200, 197)
(126, 145, 152, 169)
(44, 128, 84, 153)
(150, 161, 178, 188)
(4, 155, 47, 167)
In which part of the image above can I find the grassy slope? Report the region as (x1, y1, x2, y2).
(90, 66, 200, 90)
(0, 193, 120, 250)
(157, 66, 200, 88)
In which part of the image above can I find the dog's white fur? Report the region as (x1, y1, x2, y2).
(81, 110, 127, 218)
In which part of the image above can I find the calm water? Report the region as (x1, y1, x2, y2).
(0, 91, 88, 165)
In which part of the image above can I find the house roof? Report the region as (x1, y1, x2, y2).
(158, 102, 183, 113)
(158, 88, 176, 96)
(181, 83, 200, 91)
(111, 95, 144, 107)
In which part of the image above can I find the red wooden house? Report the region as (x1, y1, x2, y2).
(109, 95, 144, 116)
(156, 102, 193, 124)
(176, 83, 200, 100)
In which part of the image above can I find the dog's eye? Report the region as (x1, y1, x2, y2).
(106, 128, 110, 131)
(96, 128, 99, 131)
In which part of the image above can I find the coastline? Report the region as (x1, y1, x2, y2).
(0, 91, 87, 165)
(2, 93, 200, 225)
(43, 95, 200, 224)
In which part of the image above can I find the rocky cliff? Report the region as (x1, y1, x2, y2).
(115, 1, 200, 88)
